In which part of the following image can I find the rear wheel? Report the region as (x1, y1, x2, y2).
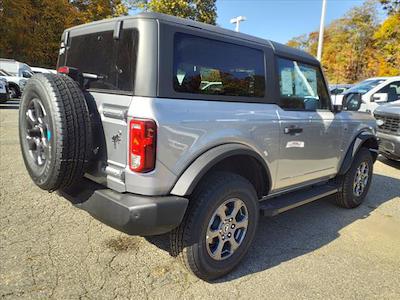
(19, 74, 92, 191)
(170, 172, 259, 281)
(336, 148, 373, 208)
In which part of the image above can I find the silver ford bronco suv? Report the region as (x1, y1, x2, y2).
(19, 13, 379, 280)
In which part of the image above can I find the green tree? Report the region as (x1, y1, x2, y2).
(128, 0, 217, 24)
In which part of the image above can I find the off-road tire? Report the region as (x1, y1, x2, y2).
(336, 148, 373, 208)
(19, 73, 92, 191)
(170, 172, 259, 281)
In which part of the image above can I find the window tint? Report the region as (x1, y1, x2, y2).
(277, 57, 330, 110)
(173, 33, 265, 98)
(377, 81, 400, 102)
(66, 29, 138, 92)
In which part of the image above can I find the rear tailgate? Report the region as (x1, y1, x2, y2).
(58, 21, 139, 192)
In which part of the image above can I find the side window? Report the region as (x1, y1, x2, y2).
(377, 81, 400, 102)
(22, 71, 32, 78)
(67, 29, 138, 92)
(277, 57, 330, 110)
(173, 33, 265, 98)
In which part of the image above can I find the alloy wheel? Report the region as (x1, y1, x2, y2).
(24, 98, 50, 166)
(353, 161, 369, 197)
(206, 198, 249, 260)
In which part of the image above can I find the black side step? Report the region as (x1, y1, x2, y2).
(260, 184, 338, 217)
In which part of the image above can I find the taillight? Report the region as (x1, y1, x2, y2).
(129, 119, 157, 172)
(57, 66, 84, 87)
(57, 66, 70, 74)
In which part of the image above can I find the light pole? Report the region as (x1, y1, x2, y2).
(230, 16, 246, 32)
(317, 0, 327, 61)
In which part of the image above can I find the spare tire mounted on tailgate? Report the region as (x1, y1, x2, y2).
(19, 73, 92, 191)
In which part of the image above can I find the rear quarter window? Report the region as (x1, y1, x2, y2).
(173, 33, 265, 98)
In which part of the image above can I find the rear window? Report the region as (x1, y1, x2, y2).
(66, 29, 138, 92)
(173, 33, 265, 98)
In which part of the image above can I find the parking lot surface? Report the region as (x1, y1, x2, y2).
(1, 105, 400, 299)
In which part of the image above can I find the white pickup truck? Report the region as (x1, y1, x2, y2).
(342, 77, 400, 113)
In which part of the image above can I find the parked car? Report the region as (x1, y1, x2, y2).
(0, 58, 33, 78)
(19, 12, 378, 281)
(329, 84, 353, 95)
(0, 77, 10, 103)
(31, 67, 57, 74)
(0, 69, 27, 98)
(374, 100, 400, 161)
(329, 84, 353, 105)
(343, 77, 400, 113)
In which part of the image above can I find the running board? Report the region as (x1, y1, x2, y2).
(260, 184, 338, 217)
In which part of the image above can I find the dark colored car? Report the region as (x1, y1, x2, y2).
(374, 101, 400, 161)
(0, 78, 10, 103)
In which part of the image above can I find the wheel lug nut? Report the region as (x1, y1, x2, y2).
(231, 225, 235, 229)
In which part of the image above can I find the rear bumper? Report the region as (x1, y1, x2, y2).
(60, 180, 188, 236)
(377, 131, 400, 159)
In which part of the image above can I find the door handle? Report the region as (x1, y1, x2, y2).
(284, 126, 303, 135)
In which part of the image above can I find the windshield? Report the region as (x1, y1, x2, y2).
(345, 79, 385, 95)
(0, 69, 12, 76)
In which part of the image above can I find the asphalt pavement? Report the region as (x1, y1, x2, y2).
(1, 104, 399, 299)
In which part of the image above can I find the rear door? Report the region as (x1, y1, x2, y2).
(60, 22, 139, 192)
(274, 57, 343, 190)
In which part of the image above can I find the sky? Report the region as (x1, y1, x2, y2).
(216, 0, 382, 43)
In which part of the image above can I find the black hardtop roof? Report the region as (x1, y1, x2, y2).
(67, 12, 318, 64)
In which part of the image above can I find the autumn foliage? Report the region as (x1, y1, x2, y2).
(0, 0, 216, 68)
(0, 0, 128, 68)
(287, 0, 400, 84)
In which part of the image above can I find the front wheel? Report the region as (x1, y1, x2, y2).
(170, 172, 259, 281)
(336, 148, 373, 208)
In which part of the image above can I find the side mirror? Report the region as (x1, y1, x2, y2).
(343, 93, 362, 111)
(371, 93, 388, 103)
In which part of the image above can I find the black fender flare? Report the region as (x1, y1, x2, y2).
(170, 144, 272, 196)
(338, 130, 379, 175)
